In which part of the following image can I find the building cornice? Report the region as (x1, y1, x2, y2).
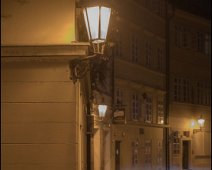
(175, 9, 211, 26)
(1, 43, 89, 62)
(113, 121, 170, 128)
(115, 77, 166, 95)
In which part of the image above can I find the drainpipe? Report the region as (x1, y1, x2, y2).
(165, 0, 175, 169)
(165, 0, 170, 169)
(86, 102, 91, 170)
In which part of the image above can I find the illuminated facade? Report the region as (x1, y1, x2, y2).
(168, 8, 211, 170)
(1, 0, 210, 170)
(110, 0, 168, 169)
(108, 0, 211, 170)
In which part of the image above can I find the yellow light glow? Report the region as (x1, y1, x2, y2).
(63, 24, 75, 43)
(160, 119, 164, 124)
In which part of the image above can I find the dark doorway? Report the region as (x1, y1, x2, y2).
(115, 141, 121, 170)
(182, 140, 190, 169)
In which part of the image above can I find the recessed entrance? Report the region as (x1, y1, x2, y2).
(182, 140, 190, 170)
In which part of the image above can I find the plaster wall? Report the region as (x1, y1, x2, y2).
(1, 0, 76, 45)
(1, 60, 80, 170)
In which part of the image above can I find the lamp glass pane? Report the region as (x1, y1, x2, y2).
(86, 7, 99, 40)
(98, 105, 107, 118)
(83, 9, 90, 40)
(100, 7, 111, 40)
(83, 9, 91, 40)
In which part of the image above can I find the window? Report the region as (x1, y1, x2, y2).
(132, 141, 139, 166)
(132, 93, 140, 121)
(190, 83, 195, 104)
(141, 93, 147, 122)
(142, 0, 164, 17)
(145, 95, 152, 123)
(206, 84, 211, 105)
(197, 82, 203, 105)
(197, 32, 204, 53)
(182, 27, 189, 47)
(157, 140, 163, 166)
(115, 88, 124, 106)
(182, 79, 189, 102)
(191, 30, 197, 49)
(174, 77, 211, 106)
(203, 83, 207, 105)
(145, 42, 152, 67)
(145, 140, 152, 164)
(174, 25, 180, 47)
(157, 97, 164, 124)
(174, 78, 177, 101)
(174, 78, 182, 102)
(204, 33, 211, 56)
(173, 138, 180, 155)
(157, 47, 163, 71)
(131, 35, 139, 63)
(115, 35, 122, 58)
(174, 25, 183, 48)
(174, 25, 210, 55)
(196, 82, 211, 106)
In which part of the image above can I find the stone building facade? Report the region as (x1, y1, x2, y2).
(168, 8, 211, 170)
(110, 0, 168, 169)
(1, 0, 89, 170)
(1, 0, 211, 170)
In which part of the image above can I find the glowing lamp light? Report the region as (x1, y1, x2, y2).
(193, 115, 205, 134)
(197, 115, 205, 128)
(83, 6, 111, 44)
(98, 104, 107, 118)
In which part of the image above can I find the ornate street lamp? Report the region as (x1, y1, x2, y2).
(98, 104, 108, 119)
(197, 114, 205, 128)
(83, 6, 111, 54)
(193, 114, 205, 134)
(70, 0, 112, 83)
(70, 2, 112, 170)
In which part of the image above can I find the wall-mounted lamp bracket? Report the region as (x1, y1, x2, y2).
(193, 128, 203, 134)
(92, 42, 106, 54)
(69, 54, 98, 84)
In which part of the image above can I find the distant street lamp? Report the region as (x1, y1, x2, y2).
(98, 104, 108, 119)
(197, 114, 205, 128)
(193, 114, 205, 134)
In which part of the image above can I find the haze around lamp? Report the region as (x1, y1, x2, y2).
(98, 104, 107, 118)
